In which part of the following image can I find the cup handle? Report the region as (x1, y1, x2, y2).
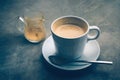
(16, 16, 26, 33)
(87, 26, 101, 41)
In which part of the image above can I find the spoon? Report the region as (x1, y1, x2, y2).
(49, 55, 113, 66)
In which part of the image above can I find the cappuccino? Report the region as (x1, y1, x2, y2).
(54, 24, 85, 38)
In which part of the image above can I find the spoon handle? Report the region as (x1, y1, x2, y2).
(75, 60, 113, 65)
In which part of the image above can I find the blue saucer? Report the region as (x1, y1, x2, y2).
(42, 36, 100, 70)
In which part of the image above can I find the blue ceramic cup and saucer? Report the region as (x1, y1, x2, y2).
(42, 16, 100, 70)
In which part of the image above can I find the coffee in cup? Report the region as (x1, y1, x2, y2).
(53, 24, 86, 38)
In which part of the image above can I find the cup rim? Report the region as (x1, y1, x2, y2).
(51, 15, 90, 39)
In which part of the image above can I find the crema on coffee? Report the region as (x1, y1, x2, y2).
(53, 24, 85, 38)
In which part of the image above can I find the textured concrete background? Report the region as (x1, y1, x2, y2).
(0, 0, 120, 80)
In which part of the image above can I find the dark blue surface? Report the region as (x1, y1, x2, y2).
(0, 0, 120, 80)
